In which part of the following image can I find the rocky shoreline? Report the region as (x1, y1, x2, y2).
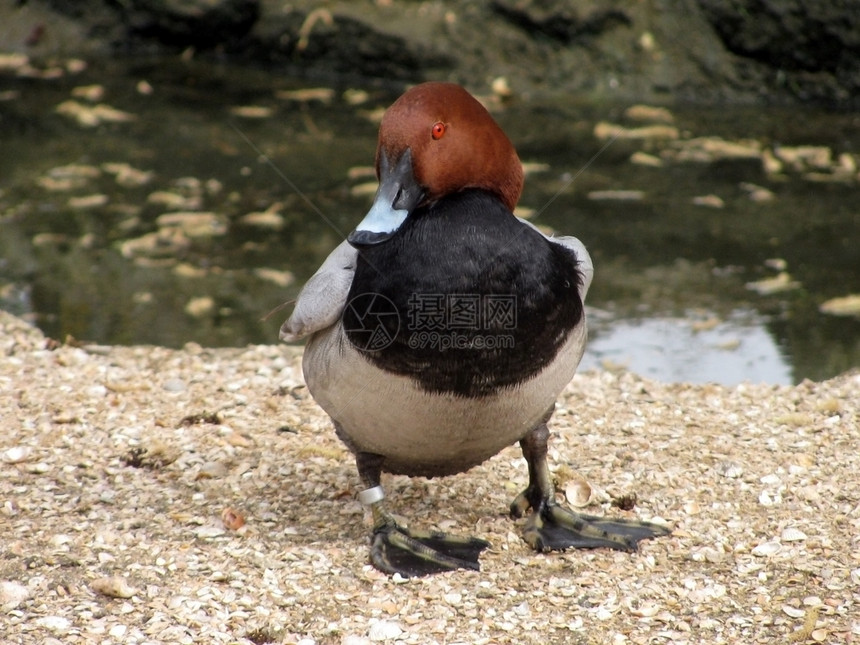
(4, 0, 859, 108)
(2, 310, 858, 643)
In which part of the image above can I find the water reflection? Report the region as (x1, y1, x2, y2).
(581, 311, 793, 385)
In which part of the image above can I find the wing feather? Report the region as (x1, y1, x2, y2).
(279, 240, 357, 341)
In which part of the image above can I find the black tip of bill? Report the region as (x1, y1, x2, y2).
(348, 229, 395, 247)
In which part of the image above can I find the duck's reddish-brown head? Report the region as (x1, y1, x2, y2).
(349, 82, 524, 246)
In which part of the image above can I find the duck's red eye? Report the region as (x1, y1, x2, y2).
(431, 122, 446, 140)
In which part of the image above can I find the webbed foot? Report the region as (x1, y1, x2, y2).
(511, 495, 670, 552)
(351, 449, 490, 577)
(370, 520, 490, 577)
(513, 415, 671, 555)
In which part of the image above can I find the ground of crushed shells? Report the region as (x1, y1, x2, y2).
(1, 311, 858, 645)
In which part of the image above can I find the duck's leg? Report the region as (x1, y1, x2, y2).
(355, 451, 490, 577)
(510, 417, 670, 552)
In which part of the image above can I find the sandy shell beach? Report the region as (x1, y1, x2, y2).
(1, 310, 858, 644)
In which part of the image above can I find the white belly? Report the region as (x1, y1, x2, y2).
(302, 323, 587, 477)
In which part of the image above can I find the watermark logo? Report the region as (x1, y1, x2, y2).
(344, 292, 516, 352)
(342, 292, 399, 351)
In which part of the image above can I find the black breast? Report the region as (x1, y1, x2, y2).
(343, 190, 584, 397)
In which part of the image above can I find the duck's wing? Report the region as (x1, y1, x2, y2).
(517, 218, 594, 302)
(279, 240, 357, 342)
(550, 235, 593, 301)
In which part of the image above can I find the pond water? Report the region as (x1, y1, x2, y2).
(1, 57, 858, 385)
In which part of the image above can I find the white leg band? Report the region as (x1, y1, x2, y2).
(357, 485, 385, 506)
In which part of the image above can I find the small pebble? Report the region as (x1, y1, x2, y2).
(254, 268, 294, 288)
(229, 105, 274, 119)
(627, 600, 660, 617)
(68, 194, 108, 209)
(491, 76, 512, 98)
(819, 294, 860, 318)
(2, 446, 32, 464)
(751, 540, 781, 557)
(66, 58, 87, 73)
(86, 384, 107, 398)
(342, 636, 372, 645)
(71, 84, 105, 102)
(91, 576, 137, 599)
(0, 580, 30, 608)
(781, 527, 807, 542)
(185, 296, 215, 318)
(782, 604, 806, 618)
(35, 616, 71, 632)
(197, 461, 228, 479)
(240, 211, 285, 230)
(156, 212, 226, 238)
(587, 189, 645, 201)
(162, 378, 187, 392)
(196, 525, 226, 539)
(746, 272, 801, 295)
(109, 624, 127, 638)
(564, 474, 593, 508)
(630, 151, 663, 167)
(716, 461, 743, 478)
(275, 88, 335, 103)
(692, 194, 724, 208)
(368, 620, 402, 641)
(343, 88, 369, 105)
(221, 507, 246, 530)
(624, 104, 674, 123)
(594, 121, 679, 141)
(0, 53, 29, 71)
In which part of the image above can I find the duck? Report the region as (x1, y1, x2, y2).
(280, 82, 669, 576)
